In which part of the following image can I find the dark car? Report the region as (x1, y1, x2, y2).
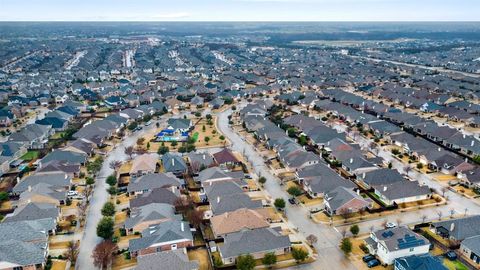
(288, 198, 297, 205)
(367, 259, 380, 268)
(446, 251, 457, 261)
(362, 254, 375, 262)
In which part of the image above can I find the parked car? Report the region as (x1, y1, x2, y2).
(385, 222, 397, 228)
(446, 251, 457, 261)
(288, 198, 297, 205)
(367, 259, 380, 268)
(67, 190, 78, 197)
(362, 254, 375, 262)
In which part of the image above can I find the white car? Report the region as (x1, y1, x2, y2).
(67, 191, 78, 197)
(385, 222, 397, 229)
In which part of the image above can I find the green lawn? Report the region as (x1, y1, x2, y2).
(443, 259, 469, 270)
(21, 151, 39, 161)
(191, 132, 199, 142)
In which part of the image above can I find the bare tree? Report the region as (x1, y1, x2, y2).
(64, 240, 80, 264)
(77, 201, 88, 226)
(306, 234, 318, 246)
(369, 225, 375, 233)
(421, 215, 427, 223)
(92, 240, 118, 270)
(404, 165, 412, 177)
(82, 186, 93, 203)
(186, 209, 205, 229)
(124, 146, 134, 160)
(340, 228, 347, 238)
(109, 160, 122, 170)
(449, 208, 455, 218)
(437, 211, 443, 221)
(174, 196, 193, 212)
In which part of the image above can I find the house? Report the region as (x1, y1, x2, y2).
(431, 215, 480, 241)
(36, 160, 81, 178)
(124, 203, 180, 235)
(19, 182, 68, 206)
(135, 250, 199, 270)
(3, 202, 59, 223)
(0, 141, 27, 175)
(296, 163, 355, 198)
(213, 148, 240, 167)
(127, 173, 182, 195)
(457, 166, 480, 189)
(366, 226, 430, 265)
(129, 220, 194, 258)
(186, 152, 215, 174)
(9, 124, 52, 149)
(63, 139, 95, 156)
(12, 172, 71, 195)
(129, 187, 180, 209)
(0, 219, 50, 270)
(39, 149, 87, 167)
(35, 117, 68, 131)
(460, 235, 480, 266)
(210, 208, 270, 239)
(167, 118, 192, 132)
(209, 192, 263, 216)
(130, 154, 158, 179)
(195, 167, 244, 187)
(161, 153, 188, 176)
(394, 254, 447, 270)
(372, 181, 432, 206)
(218, 228, 291, 265)
(324, 186, 372, 216)
(356, 168, 405, 189)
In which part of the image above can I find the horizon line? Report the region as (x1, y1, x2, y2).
(1, 20, 480, 23)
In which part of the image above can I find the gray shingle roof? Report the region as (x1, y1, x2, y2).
(219, 228, 290, 259)
(433, 215, 480, 240)
(127, 173, 182, 193)
(13, 172, 71, 194)
(129, 220, 193, 252)
(135, 250, 199, 270)
(125, 203, 178, 230)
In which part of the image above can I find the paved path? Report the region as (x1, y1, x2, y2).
(217, 107, 357, 270)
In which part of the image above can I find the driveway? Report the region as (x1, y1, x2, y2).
(217, 107, 357, 270)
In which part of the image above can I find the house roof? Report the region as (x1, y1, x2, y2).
(210, 192, 262, 215)
(135, 250, 199, 270)
(325, 186, 370, 212)
(373, 180, 431, 201)
(125, 203, 179, 230)
(41, 149, 87, 165)
(219, 228, 290, 259)
(131, 154, 158, 174)
(361, 168, 405, 186)
(372, 226, 429, 252)
(13, 172, 71, 194)
(432, 215, 480, 240)
(196, 167, 243, 183)
(213, 148, 239, 164)
(162, 153, 188, 173)
(4, 202, 59, 223)
(461, 235, 480, 256)
(394, 254, 447, 270)
(130, 187, 179, 209)
(127, 173, 182, 193)
(129, 219, 193, 252)
(210, 208, 269, 236)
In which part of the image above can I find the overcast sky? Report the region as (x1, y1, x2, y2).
(0, 0, 478, 21)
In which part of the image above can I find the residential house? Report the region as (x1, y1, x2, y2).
(366, 226, 430, 265)
(218, 228, 291, 265)
(210, 208, 270, 239)
(324, 186, 372, 216)
(135, 250, 199, 270)
(130, 154, 158, 179)
(431, 215, 480, 241)
(129, 220, 193, 257)
(296, 163, 355, 198)
(129, 187, 180, 209)
(127, 173, 182, 196)
(212, 148, 240, 167)
(124, 203, 180, 235)
(9, 124, 52, 149)
(394, 254, 447, 270)
(372, 181, 432, 206)
(460, 235, 480, 266)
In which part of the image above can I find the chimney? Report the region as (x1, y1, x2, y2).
(217, 196, 220, 203)
(471, 140, 475, 147)
(28, 185, 32, 192)
(383, 186, 387, 192)
(450, 223, 455, 232)
(181, 222, 185, 232)
(350, 158, 353, 164)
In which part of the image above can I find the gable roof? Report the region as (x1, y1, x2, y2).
(129, 219, 193, 252)
(213, 148, 239, 164)
(125, 203, 178, 230)
(135, 250, 199, 270)
(210, 208, 269, 236)
(127, 173, 182, 193)
(13, 172, 71, 194)
(219, 228, 290, 259)
(432, 215, 480, 240)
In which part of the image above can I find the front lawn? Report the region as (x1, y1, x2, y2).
(21, 150, 39, 161)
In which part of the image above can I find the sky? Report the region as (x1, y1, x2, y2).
(0, 0, 479, 21)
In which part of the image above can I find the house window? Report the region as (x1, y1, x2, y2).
(156, 247, 162, 252)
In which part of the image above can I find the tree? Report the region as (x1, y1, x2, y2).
(340, 238, 353, 256)
(473, 155, 480, 165)
(204, 136, 210, 145)
(274, 198, 286, 210)
(109, 160, 121, 170)
(306, 234, 318, 246)
(292, 247, 308, 263)
(262, 252, 277, 268)
(106, 175, 117, 186)
(92, 240, 118, 269)
(82, 186, 93, 203)
(236, 254, 256, 270)
(158, 145, 169, 155)
(0, 192, 9, 202)
(219, 135, 225, 140)
(96, 217, 114, 239)
(202, 125, 206, 132)
(287, 127, 296, 138)
(287, 186, 303, 197)
(258, 176, 267, 186)
(417, 163, 424, 169)
(388, 162, 393, 169)
(127, 122, 138, 131)
(124, 146, 134, 159)
(78, 201, 88, 225)
(206, 114, 213, 120)
(171, 141, 178, 148)
(64, 240, 80, 264)
(101, 202, 116, 216)
(186, 209, 204, 229)
(350, 225, 360, 237)
(298, 135, 308, 146)
(85, 177, 95, 186)
(136, 137, 145, 147)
